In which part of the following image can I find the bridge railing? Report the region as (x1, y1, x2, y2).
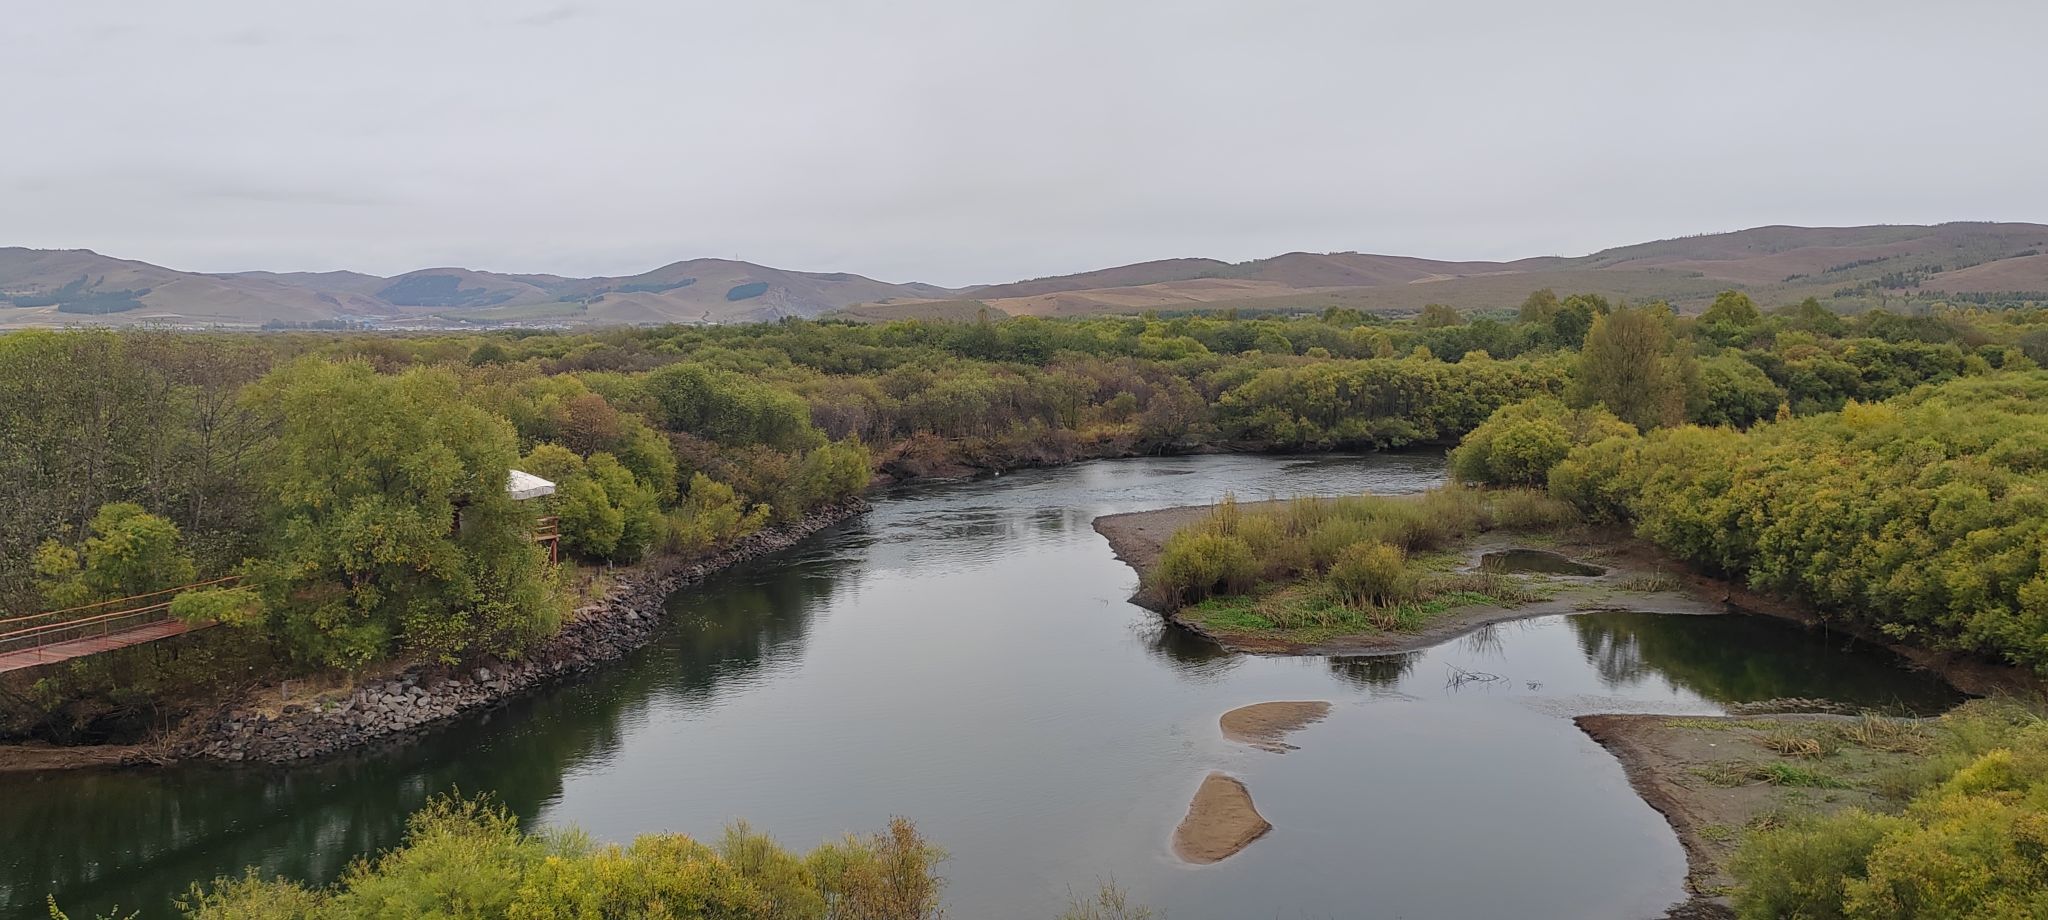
(0, 576, 241, 658)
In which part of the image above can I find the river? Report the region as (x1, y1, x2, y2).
(3, 453, 1963, 919)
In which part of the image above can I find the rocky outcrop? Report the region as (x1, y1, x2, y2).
(185, 499, 868, 765)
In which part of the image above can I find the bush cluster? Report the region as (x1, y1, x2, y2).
(1547, 372, 2048, 671)
(57, 796, 946, 920)
(1730, 702, 2048, 918)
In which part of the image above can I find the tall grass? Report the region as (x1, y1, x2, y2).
(1146, 486, 1574, 611)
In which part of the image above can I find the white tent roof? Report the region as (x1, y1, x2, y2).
(506, 469, 556, 501)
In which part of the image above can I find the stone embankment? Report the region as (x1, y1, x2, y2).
(187, 499, 868, 764)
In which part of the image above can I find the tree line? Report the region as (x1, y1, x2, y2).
(5, 292, 2045, 740)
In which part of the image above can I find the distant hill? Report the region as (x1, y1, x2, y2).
(843, 222, 2048, 321)
(6, 222, 2047, 329)
(0, 250, 958, 328)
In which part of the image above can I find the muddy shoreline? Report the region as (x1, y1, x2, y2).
(1577, 712, 1943, 920)
(0, 498, 870, 773)
(1577, 714, 1743, 919)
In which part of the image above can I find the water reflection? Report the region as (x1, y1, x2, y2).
(3, 534, 852, 918)
(1328, 652, 1420, 689)
(0, 453, 1966, 920)
(1140, 622, 1238, 681)
(1568, 611, 1962, 713)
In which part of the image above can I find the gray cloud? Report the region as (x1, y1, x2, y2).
(2, 0, 2043, 286)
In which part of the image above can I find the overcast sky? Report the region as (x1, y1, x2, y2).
(5, 1, 2044, 287)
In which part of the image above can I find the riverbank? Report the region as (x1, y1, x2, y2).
(0, 498, 870, 772)
(1577, 712, 1945, 919)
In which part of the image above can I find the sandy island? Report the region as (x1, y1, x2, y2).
(1173, 772, 1272, 864)
(1094, 504, 1724, 657)
(1220, 701, 1331, 753)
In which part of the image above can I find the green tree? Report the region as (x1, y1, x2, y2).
(32, 502, 196, 608)
(1570, 304, 1690, 430)
(1700, 290, 1762, 327)
(1451, 397, 1634, 487)
(1519, 288, 1561, 324)
(1418, 303, 1464, 328)
(1690, 354, 1786, 428)
(466, 342, 511, 366)
(244, 359, 562, 668)
(521, 444, 663, 563)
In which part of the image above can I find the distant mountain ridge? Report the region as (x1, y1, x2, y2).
(0, 250, 957, 328)
(5, 222, 2047, 329)
(847, 222, 2048, 321)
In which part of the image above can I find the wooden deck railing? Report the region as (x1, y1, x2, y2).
(0, 576, 241, 658)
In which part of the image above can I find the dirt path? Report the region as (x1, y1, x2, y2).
(1172, 772, 1272, 863)
(1220, 701, 1330, 752)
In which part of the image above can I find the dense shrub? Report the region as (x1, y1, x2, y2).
(1549, 371, 2048, 671)
(1730, 810, 1913, 919)
(1731, 705, 2048, 919)
(665, 473, 771, 556)
(109, 796, 947, 920)
(32, 502, 197, 608)
(1151, 531, 1257, 607)
(1451, 397, 1634, 487)
(242, 360, 565, 668)
(1150, 487, 1557, 622)
(1328, 541, 1413, 607)
(1690, 353, 1785, 427)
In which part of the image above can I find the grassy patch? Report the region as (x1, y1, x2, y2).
(1754, 728, 1839, 758)
(1697, 823, 1738, 843)
(1183, 594, 1274, 632)
(1150, 487, 1589, 642)
(1831, 714, 1931, 754)
(1695, 761, 1850, 789)
(1616, 572, 1685, 593)
(1662, 717, 1782, 732)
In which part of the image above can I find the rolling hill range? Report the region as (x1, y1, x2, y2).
(0, 250, 955, 329)
(842, 222, 2048, 321)
(4, 222, 2046, 329)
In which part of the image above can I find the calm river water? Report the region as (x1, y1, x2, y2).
(3, 453, 1963, 919)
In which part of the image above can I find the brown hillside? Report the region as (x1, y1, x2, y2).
(1920, 252, 2048, 293)
(11, 222, 2048, 328)
(962, 258, 1232, 300)
(846, 222, 2048, 321)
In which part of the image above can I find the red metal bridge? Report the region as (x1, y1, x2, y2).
(0, 576, 239, 675)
